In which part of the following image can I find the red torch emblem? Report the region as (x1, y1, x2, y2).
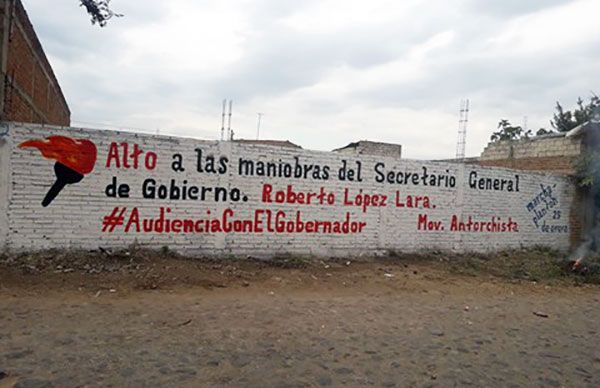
(19, 136, 97, 207)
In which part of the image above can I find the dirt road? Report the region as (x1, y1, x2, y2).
(1, 257, 599, 387)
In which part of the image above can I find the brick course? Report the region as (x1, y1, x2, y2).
(476, 156, 577, 175)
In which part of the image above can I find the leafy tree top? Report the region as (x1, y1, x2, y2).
(490, 119, 532, 142)
(551, 95, 599, 132)
(490, 94, 599, 143)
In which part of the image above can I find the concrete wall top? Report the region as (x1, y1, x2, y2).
(480, 135, 582, 161)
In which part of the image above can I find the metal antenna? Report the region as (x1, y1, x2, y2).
(256, 113, 264, 140)
(455, 99, 469, 159)
(220, 99, 226, 141)
(227, 100, 233, 141)
(523, 115, 528, 132)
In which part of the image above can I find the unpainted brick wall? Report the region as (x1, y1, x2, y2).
(1, 0, 70, 126)
(0, 123, 576, 256)
(478, 134, 582, 175)
(476, 156, 578, 175)
(476, 134, 586, 245)
(568, 186, 588, 248)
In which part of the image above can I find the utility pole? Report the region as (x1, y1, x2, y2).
(256, 113, 264, 140)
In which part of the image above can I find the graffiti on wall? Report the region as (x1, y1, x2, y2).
(19, 136, 97, 206)
(1, 122, 578, 255)
(100, 142, 528, 235)
(15, 136, 570, 239)
(526, 184, 569, 233)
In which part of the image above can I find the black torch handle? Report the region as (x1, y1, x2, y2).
(42, 180, 67, 207)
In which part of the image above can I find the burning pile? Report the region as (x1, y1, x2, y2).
(565, 232, 600, 279)
(568, 257, 588, 275)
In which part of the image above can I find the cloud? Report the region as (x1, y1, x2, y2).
(20, 0, 600, 159)
(465, 0, 573, 18)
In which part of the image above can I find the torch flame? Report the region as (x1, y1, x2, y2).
(19, 136, 97, 174)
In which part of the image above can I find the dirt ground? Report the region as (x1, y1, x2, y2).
(1, 254, 599, 387)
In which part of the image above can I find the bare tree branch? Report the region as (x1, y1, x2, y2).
(80, 0, 123, 27)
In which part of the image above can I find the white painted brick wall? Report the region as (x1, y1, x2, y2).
(0, 123, 575, 257)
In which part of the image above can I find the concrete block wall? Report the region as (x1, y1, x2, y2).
(0, 123, 576, 257)
(479, 134, 582, 175)
(0, 0, 70, 126)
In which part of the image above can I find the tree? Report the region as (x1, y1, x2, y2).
(575, 150, 600, 187)
(536, 128, 552, 136)
(551, 95, 599, 132)
(490, 119, 532, 142)
(80, 0, 123, 27)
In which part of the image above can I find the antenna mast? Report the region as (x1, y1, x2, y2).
(455, 99, 469, 159)
(227, 100, 233, 141)
(220, 99, 226, 141)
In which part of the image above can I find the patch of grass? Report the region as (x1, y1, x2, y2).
(442, 248, 600, 284)
(4, 247, 600, 285)
(384, 250, 441, 262)
(257, 254, 310, 269)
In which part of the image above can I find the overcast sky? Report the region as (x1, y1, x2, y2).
(23, 0, 600, 159)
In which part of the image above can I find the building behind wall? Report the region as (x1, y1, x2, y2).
(333, 140, 402, 158)
(234, 139, 302, 149)
(0, 0, 70, 126)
